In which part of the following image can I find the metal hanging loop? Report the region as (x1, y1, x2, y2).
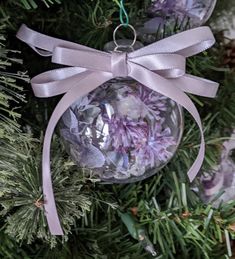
(113, 24, 137, 52)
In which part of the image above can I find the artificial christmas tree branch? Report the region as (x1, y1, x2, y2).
(0, 22, 27, 137)
(0, 0, 234, 258)
(0, 135, 94, 247)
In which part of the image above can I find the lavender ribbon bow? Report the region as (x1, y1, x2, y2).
(17, 24, 219, 235)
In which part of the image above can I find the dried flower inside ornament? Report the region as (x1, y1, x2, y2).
(137, 0, 217, 43)
(200, 131, 235, 207)
(60, 82, 183, 183)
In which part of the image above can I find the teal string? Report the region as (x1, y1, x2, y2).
(119, 0, 129, 26)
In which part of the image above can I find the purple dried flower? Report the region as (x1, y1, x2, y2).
(148, 0, 176, 14)
(134, 124, 176, 167)
(147, 0, 216, 27)
(104, 115, 148, 151)
(134, 85, 168, 120)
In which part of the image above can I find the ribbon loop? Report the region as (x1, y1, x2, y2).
(16, 24, 219, 236)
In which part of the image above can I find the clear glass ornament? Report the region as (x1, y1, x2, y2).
(59, 80, 183, 183)
(137, 0, 217, 43)
(200, 131, 235, 207)
(59, 38, 183, 183)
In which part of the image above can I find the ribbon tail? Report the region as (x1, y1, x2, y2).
(129, 64, 205, 182)
(42, 71, 112, 235)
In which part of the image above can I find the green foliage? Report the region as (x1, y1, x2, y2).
(0, 231, 31, 259)
(8, 0, 62, 10)
(0, 22, 28, 138)
(0, 134, 92, 248)
(135, 177, 234, 259)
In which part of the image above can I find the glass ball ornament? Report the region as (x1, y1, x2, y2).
(137, 0, 217, 43)
(59, 80, 183, 183)
(200, 131, 235, 207)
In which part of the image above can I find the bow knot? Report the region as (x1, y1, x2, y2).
(111, 51, 128, 77)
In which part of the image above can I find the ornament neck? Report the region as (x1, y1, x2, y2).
(104, 39, 144, 53)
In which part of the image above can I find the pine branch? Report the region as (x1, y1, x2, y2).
(0, 21, 28, 137)
(134, 177, 234, 258)
(0, 134, 92, 248)
(8, 0, 62, 10)
(0, 231, 31, 259)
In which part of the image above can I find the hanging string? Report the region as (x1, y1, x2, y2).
(114, 0, 129, 26)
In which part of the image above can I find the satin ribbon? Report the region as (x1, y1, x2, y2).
(16, 24, 219, 235)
